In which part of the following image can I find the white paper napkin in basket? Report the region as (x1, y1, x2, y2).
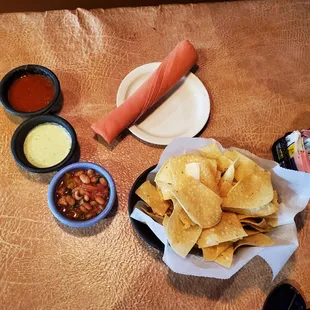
(131, 138, 310, 279)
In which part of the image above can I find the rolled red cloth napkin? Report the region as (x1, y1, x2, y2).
(91, 40, 198, 143)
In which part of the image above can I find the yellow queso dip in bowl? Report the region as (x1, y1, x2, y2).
(11, 115, 78, 173)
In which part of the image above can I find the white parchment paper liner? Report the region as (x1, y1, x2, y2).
(131, 138, 310, 279)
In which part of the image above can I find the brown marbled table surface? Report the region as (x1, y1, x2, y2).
(1, 0, 310, 308)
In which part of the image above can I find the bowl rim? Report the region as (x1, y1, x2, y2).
(0, 64, 60, 117)
(48, 162, 116, 227)
(128, 165, 164, 253)
(10, 115, 77, 173)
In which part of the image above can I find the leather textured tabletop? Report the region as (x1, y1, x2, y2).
(1, 0, 310, 309)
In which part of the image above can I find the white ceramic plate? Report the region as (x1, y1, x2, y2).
(116, 62, 210, 145)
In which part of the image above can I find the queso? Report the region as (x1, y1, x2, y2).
(23, 123, 72, 168)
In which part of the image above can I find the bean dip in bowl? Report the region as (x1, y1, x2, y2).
(48, 162, 116, 227)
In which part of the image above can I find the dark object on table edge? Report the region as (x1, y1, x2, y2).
(11, 115, 78, 173)
(263, 283, 309, 310)
(128, 165, 164, 253)
(0, 64, 61, 117)
(272, 129, 310, 171)
(272, 132, 296, 170)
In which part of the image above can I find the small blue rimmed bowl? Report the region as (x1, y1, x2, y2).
(48, 162, 116, 227)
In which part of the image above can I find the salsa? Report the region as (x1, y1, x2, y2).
(56, 169, 110, 221)
(8, 74, 54, 112)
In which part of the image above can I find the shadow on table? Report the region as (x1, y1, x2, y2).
(18, 167, 56, 184)
(55, 194, 118, 237)
(129, 223, 163, 262)
(93, 129, 130, 150)
(295, 204, 309, 232)
(94, 127, 165, 150)
(50, 91, 64, 115)
(131, 134, 165, 149)
(4, 110, 25, 125)
(168, 254, 297, 302)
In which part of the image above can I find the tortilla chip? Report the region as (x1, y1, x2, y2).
(234, 233, 274, 249)
(272, 190, 280, 211)
(169, 155, 219, 194)
(215, 245, 234, 268)
(185, 163, 200, 180)
(197, 212, 247, 247)
(135, 180, 170, 216)
(173, 199, 196, 229)
(219, 181, 233, 197)
(156, 181, 174, 200)
(206, 159, 218, 176)
(163, 214, 169, 228)
(243, 224, 271, 233)
(265, 191, 280, 221)
(199, 143, 222, 159)
(222, 172, 273, 210)
(216, 171, 221, 185)
(219, 163, 235, 196)
(244, 228, 260, 236)
(224, 150, 240, 162)
(239, 217, 269, 229)
(215, 234, 274, 268)
(155, 160, 174, 185)
(217, 155, 233, 173)
(225, 202, 277, 217)
(224, 150, 264, 181)
(202, 246, 218, 261)
(163, 203, 202, 258)
(235, 160, 263, 182)
(265, 217, 278, 227)
(222, 163, 235, 183)
(135, 201, 164, 224)
(202, 241, 232, 261)
(171, 175, 222, 228)
(238, 214, 262, 220)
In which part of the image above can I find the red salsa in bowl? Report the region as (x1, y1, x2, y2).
(8, 74, 54, 112)
(56, 169, 110, 221)
(0, 64, 61, 117)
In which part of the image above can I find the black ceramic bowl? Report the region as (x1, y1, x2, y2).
(128, 165, 164, 253)
(0, 64, 61, 117)
(128, 165, 203, 256)
(11, 115, 78, 173)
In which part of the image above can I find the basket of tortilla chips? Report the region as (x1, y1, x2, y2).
(130, 138, 310, 279)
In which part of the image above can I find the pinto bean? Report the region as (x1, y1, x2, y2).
(74, 170, 84, 177)
(58, 197, 67, 206)
(87, 169, 95, 177)
(99, 178, 108, 186)
(80, 174, 90, 184)
(85, 211, 97, 219)
(95, 196, 105, 205)
(65, 195, 75, 206)
(83, 203, 93, 211)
